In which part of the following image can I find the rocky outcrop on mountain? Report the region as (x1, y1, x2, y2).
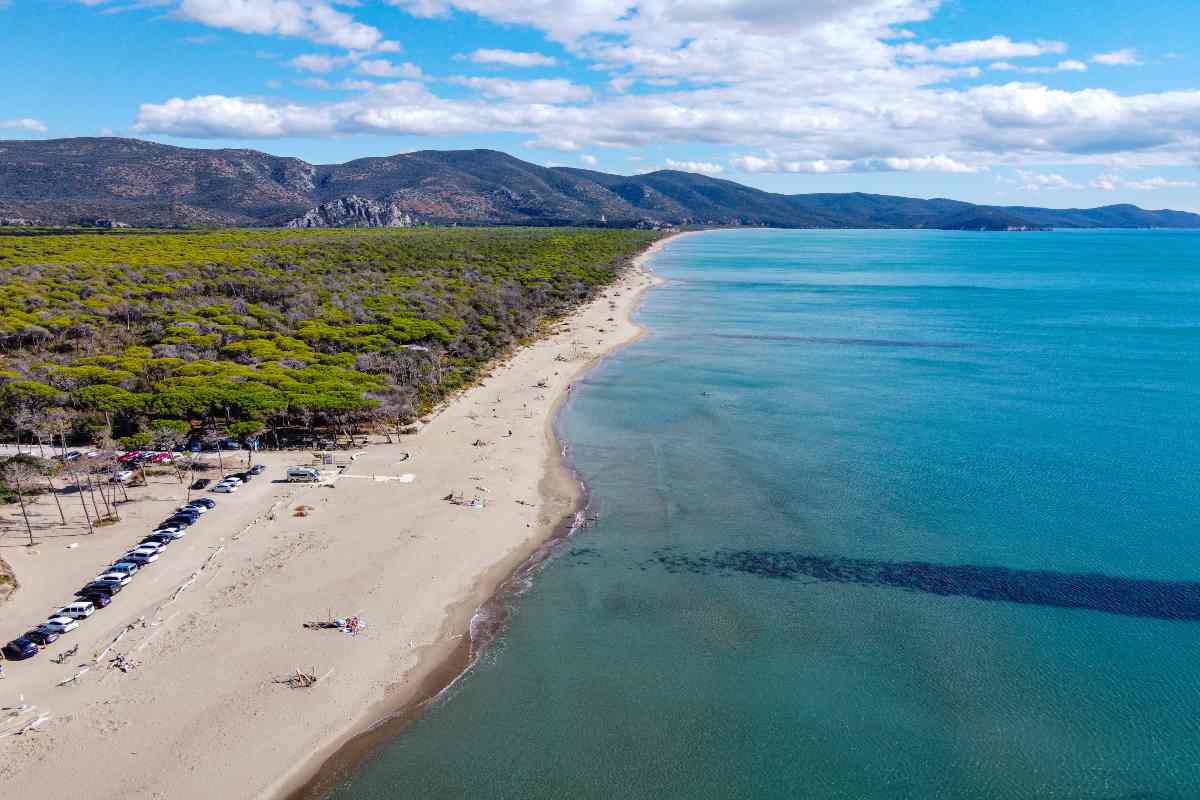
(1, 137, 1198, 230)
(286, 194, 419, 228)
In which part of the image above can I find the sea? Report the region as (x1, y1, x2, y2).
(324, 228, 1200, 800)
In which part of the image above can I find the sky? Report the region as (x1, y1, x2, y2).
(2, 0, 1198, 210)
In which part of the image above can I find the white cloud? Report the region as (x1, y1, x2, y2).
(1092, 174, 1198, 191)
(1092, 49, 1142, 66)
(450, 77, 591, 104)
(357, 60, 424, 79)
(134, 95, 339, 138)
(664, 158, 724, 175)
(288, 53, 352, 74)
(0, 117, 48, 133)
(579, 154, 598, 166)
(464, 49, 557, 68)
(171, 0, 390, 50)
(732, 153, 979, 174)
(897, 36, 1067, 64)
(1127, 176, 1197, 190)
(103, 0, 1200, 181)
(526, 136, 581, 152)
(1013, 169, 1082, 191)
(990, 59, 1087, 74)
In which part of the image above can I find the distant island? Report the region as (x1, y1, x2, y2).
(1, 137, 1197, 231)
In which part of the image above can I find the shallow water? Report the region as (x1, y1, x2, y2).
(326, 229, 1200, 800)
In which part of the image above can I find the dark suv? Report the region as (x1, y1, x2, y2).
(3, 637, 38, 660)
(25, 627, 60, 646)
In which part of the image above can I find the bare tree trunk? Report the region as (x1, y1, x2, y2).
(70, 467, 94, 534)
(88, 474, 109, 519)
(13, 473, 34, 546)
(46, 476, 66, 525)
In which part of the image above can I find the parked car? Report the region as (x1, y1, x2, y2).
(149, 527, 186, 540)
(179, 502, 209, 515)
(42, 616, 80, 635)
(109, 561, 140, 577)
(142, 533, 175, 545)
(190, 497, 216, 509)
(78, 581, 121, 597)
(147, 452, 173, 464)
(94, 572, 132, 587)
(76, 590, 112, 609)
(249, 464, 267, 475)
(211, 482, 239, 493)
(117, 451, 143, 464)
(3, 637, 38, 660)
(287, 466, 321, 482)
(190, 478, 210, 490)
(112, 470, 135, 483)
(123, 550, 159, 565)
(133, 541, 166, 554)
(64, 450, 83, 461)
(25, 627, 60, 646)
(163, 517, 197, 530)
(55, 601, 96, 620)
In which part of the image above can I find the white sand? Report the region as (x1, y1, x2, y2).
(0, 236, 675, 799)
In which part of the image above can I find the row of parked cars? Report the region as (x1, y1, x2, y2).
(117, 450, 175, 466)
(1, 465, 265, 663)
(211, 463, 266, 493)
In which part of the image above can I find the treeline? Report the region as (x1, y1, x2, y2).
(0, 227, 657, 449)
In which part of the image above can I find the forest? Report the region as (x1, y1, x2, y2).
(0, 226, 658, 454)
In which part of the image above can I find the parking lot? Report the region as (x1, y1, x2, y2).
(1, 449, 300, 680)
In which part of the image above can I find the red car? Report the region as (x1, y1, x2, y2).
(147, 452, 173, 464)
(117, 451, 143, 463)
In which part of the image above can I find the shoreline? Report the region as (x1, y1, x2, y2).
(275, 230, 684, 800)
(0, 232, 687, 800)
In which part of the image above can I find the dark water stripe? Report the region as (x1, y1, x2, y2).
(710, 333, 967, 348)
(652, 549, 1200, 622)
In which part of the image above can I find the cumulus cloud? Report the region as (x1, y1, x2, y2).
(0, 118, 48, 133)
(357, 60, 424, 79)
(464, 49, 557, 68)
(1092, 49, 1142, 66)
(1009, 169, 1082, 191)
(732, 153, 979, 174)
(288, 53, 352, 74)
(897, 36, 1067, 64)
(449, 77, 591, 104)
(174, 0, 390, 50)
(990, 59, 1087, 74)
(88, 0, 1200, 180)
(579, 154, 598, 166)
(664, 158, 724, 175)
(1092, 174, 1198, 191)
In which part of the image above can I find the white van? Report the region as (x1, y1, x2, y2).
(287, 466, 321, 482)
(56, 601, 96, 620)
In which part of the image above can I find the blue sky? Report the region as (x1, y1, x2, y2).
(2, 0, 1198, 210)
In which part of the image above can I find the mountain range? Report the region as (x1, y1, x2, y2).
(1, 137, 1197, 231)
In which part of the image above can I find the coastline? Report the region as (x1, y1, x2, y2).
(275, 230, 683, 800)
(0, 231, 684, 800)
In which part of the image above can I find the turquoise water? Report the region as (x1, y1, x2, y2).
(327, 229, 1200, 799)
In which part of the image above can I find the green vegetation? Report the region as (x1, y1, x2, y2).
(0, 227, 657, 447)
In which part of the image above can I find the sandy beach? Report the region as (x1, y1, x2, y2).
(0, 235, 676, 799)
